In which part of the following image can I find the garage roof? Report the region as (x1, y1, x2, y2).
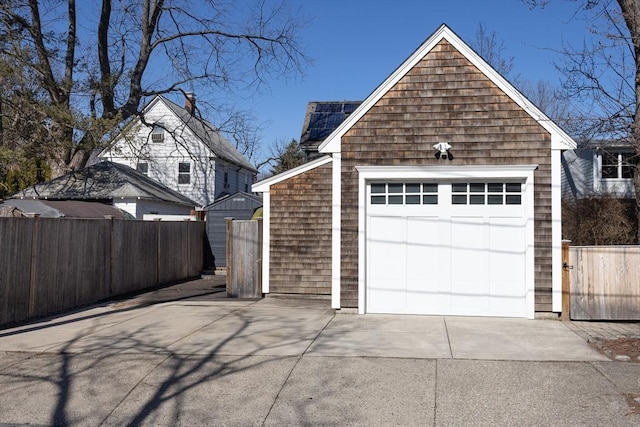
(318, 24, 577, 154)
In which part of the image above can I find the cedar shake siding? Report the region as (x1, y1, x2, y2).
(339, 40, 554, 311)
(269, 162, 332, 294)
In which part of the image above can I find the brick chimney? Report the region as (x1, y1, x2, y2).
(185, 92, 196, 115)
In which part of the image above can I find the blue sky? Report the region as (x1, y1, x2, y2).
(235, 0, 594, 162)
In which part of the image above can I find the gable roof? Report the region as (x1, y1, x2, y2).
(319, 24, 577, 153)
(203, 191, 263, 210)
(253, 155, 332, 192)
(156, 96, 257, 172)
(11, 161, 198, 207)
(0, 199, 133, 219)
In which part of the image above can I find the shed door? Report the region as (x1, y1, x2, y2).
(366, 181, 526, 317)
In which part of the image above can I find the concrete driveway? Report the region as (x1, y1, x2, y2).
(1, 279, 639, 426)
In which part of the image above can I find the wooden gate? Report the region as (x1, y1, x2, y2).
(568, 245, 640, 320)
(226, 218, 262, 298)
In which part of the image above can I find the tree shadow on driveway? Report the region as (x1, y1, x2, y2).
(0, 298, 335, 426)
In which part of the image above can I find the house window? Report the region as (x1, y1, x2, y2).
(244, 174, 249, 192)
(224, 171, 229, 188)
(136, 162, 149, 176)
(151, 126, 164, 143)
(178, 162, 191, 184)
(601, 151, 634, 179)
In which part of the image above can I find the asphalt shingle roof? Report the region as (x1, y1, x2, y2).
(11, 161, 198, 207)
(161, 96, 257, 172)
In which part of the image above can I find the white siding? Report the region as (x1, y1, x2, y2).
(213, 159, 253, 197)
(102, 99, 254, 207)
(113, 201, 138, 219)
(113, 199, 193, 220)
(135, 200, 194, 218)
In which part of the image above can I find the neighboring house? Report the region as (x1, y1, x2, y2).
(203, 191, 262, 269)
(0, 199, 133, 219)
(253, 24, 577, 319)
(11, 161, 198, 219)
(562, 141, 635, 200)
(100, 94, 257, 207)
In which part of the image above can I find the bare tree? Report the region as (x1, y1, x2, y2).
(470, 23, 519, 84)
(0, 0, 308, 180)
(518, 79, 572, 128)
(526, 0, 640, 238)
(471, 23, 570, 130)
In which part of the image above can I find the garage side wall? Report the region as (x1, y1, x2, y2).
(340, 40, 554, 311)
(269, 162, 332, 294)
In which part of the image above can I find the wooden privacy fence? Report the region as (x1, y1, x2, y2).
(0, 217, 205, 326)
(226, 218, 262, 298)
(568, 244, 640, 320)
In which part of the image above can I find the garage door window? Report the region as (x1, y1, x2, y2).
(452, 182, 521, 205)
(370, 183, 438, 205)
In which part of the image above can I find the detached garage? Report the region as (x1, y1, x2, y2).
(253, 24, 576, 319)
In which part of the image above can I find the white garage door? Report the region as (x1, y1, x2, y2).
(366, 181, 527, 317)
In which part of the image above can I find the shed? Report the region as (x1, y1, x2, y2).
(204, 192, 262, 269)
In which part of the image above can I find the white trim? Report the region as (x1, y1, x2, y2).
(552, 150, 562, 312)
(524, 168, 536, 320)
(261, 191, 270, 294)
(331, 153, 341, 309)
(356, 164, 538, 178)
(356, 165, 537, 319)
(252, 155, 332, 192)
(357, 164, 367, 314)
(318, 24, 576, 155)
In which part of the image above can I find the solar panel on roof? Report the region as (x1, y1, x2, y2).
(309, 128, 333, 141)
(304, 102, 364, 142)
(344, 103, 361, 114)
(315, 103, 343, 113)
(325, 113, 345, 128)
(307, 112, 347, 141)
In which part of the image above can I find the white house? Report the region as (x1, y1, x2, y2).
(101, 94, 257, 207)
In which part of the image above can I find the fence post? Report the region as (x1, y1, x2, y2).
(106, 216, 114, 296)
(155, 218, 161, 286)
(226, 217, 234, 296)
(561, 240, 571, 321)
(257, 217, 263, 295)
(28, 215, 40, 317)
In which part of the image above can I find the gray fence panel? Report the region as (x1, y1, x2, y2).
(157, 222, 190, 285)
(0, 218, 33, 325)
(227, 220, 261, 298)
(1, 218, 205, 327)
(30, 218, 110, 318)
(187, 221, 205, 278)
(110, 220, 159, 295)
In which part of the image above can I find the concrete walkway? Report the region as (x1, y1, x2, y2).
(1, 280, 639, 426)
